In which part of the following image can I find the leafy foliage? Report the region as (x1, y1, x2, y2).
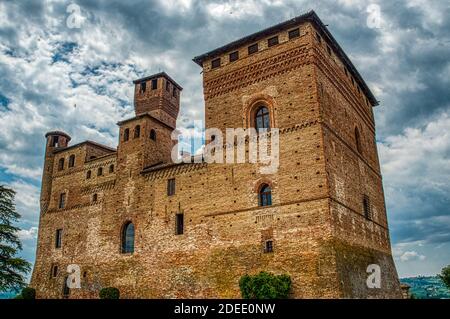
(99, 287, 120, 299)
(0, 185, 31, 293)
(20, 287, 36, 299)
(239, 271, 291, 299)
(439, 265, 450, 290)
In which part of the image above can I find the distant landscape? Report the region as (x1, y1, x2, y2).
(1, 276, 448, 299)
(400, 276, 450, 299)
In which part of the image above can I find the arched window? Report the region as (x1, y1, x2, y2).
(109, 164, 114, 173)
(150, 129, 156, 141)
(58, 158, 65, 171)
(255, 106, 270, 131)
(124, 128, 129, 142)
(355, 127, 362, 154)
(134, 125, 141, 138)
(97, 167, 103, 176)
(86, 170, 91, 179)
(258, 184, 272, 207)
(121, 222, 135, 254)
(68, 155, 75, 168)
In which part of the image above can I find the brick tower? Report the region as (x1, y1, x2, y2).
(133, 72, 182, 129)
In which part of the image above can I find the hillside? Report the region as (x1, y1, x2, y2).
(400, 276, 450, 299)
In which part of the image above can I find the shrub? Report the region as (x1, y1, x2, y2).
(99, 287, 120, 299)
(239, 271, 291, 299)
(20, 287, 36, 299)
(439, 265, 450, 290)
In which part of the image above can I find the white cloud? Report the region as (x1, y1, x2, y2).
(399, 251, 426, 262)
(16, 226, 39, 241)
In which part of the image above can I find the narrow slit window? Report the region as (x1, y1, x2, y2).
(55, 229, 62, 248)
(167, 178, 175, 196)
(51, 264, 58, 278)
(363, 195, 371, 220)
(121, 222, 135, 254)
(59, 193, 66, 209)
(176, 213, 184, 235)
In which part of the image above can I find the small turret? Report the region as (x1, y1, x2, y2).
(45, 131, 71, 149)
(40, 131, 71, 212)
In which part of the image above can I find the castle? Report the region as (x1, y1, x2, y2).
(30, 11, 402, 298)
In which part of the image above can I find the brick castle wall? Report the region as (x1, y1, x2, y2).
(30, 15, 402, 299)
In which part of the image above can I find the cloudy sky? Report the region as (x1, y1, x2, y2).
(0, 0, 449, 280)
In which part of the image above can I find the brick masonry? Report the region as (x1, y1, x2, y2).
(30, 12, 402, 299)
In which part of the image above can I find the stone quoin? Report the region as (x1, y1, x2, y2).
(30, 11, 402, 298)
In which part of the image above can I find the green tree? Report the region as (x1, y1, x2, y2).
(0, 185, 31, 292)
(438, 265, 450, 290)
(239, 271, 291, 299)
(99, 287, 120, 299)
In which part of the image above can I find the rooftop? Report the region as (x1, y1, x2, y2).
(133, 71, 183, 91)
(193, 10, 378, 106)
(53, 140, 116, 154)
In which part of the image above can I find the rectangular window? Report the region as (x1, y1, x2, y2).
(248, 43, 258, 55)
(151, 79, 157, 90)
(167, 178, 175, 196)
(211, 58, 221, 69)
(140, 81, 146, 93)
(172, 87, 177, 98)
(166, 80, 170, 91)
(59, 193, 66, 209)
(288, 28, 300, 39)
(55, 229, 62, 248)
(229, 51, 239, 62)
(267, 36, 279, 47)
(363, 195, 371, 220)
(176, 213, 184, 235)
(68, 155, 75, 168)
(264, 240, 273, 253)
